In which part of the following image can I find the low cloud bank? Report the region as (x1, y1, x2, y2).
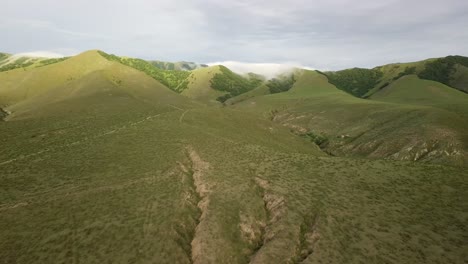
(13, 51, 65, 58)
(207, 61, 314, 79)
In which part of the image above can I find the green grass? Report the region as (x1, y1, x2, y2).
(1, 99, 466, 263)
(0, 50, 467, 263)
(371, 75, 468, 119)
(232, 70, 468, 166)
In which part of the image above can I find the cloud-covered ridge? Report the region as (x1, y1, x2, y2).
(207, 61, 314, 78)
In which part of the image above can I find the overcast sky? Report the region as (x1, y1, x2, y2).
(2, 0, 467, 70)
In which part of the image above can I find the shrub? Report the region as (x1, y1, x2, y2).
(267, 74, 295, 94)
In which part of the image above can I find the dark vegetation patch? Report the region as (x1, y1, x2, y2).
(0, 53, 10, 62)
(324, 68, 383, 97)
(212, 66, 264, 103)
(393, 66, 416, 80)
(98, 51, 190, 92)
(418, 56, 468, 87)
(0, 58, 34, 72)
(150, 61, 177, 70)
(37, 57, 70, 67)
(299, 131, 329, 147)
(267, 74, 296, 94)
(0, 108, 8, 121)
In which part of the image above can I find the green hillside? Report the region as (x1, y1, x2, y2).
(97, 51, 191, 93)
(0, 50, 467, 264)
(232, 70, 468, 166)
(225, 71, 297, 105)
(181, 65, 227, 104)
(210, 66, 265, 103)
(323, 68, 383, 97)
(323, 55, 468, 98)
(371, 75, 468, 118)
(0, 50, 115, 108)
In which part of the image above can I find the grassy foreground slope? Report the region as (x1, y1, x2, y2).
(0, 51, 467, 263)
(232, 70, 468, 166)
(1, 88, 467, 264)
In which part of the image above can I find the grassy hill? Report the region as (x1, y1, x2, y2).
(370, 75, 468, 119)
(0, 50, 467, 263)
(181, 65, 227, 104)
(0, 50, 116, 108)
(97, 51, 191, 93)
(323, 56, 468, 98)
(225, 71, 297, 105)
(232, 70, 468, 166)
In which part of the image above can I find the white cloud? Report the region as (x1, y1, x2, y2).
(207, 61, 314, 78)
(12, 51, 65, 58)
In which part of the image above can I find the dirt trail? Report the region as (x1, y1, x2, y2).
(179, 110, 190, 123)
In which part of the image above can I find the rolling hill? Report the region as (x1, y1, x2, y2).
(0, 50, 467, 264)
(231, 70, 468, 166)
(323, 55, 468, 98)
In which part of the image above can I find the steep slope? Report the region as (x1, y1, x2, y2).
(232, 70, 468, 166)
